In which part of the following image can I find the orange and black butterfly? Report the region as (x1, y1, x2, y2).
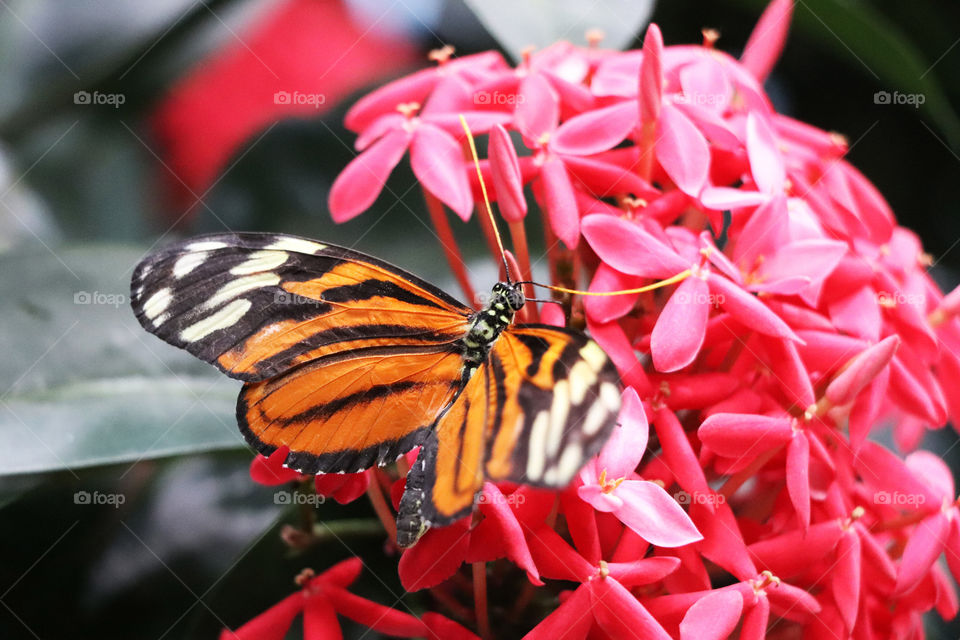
(130, 233, 621, 546)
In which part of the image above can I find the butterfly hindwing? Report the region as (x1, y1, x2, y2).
(130, 233, 471, 382)
(484, 326, 621, 488)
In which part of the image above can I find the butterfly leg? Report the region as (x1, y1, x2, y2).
(396, 435, 436, 547)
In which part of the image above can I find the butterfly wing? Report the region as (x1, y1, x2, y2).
(399, 324, 621, 541)
(239, 344, 467, 473)
(484, 325, 621, 487)
(396, 365, 491, 545)
(130, 233, 472, 382)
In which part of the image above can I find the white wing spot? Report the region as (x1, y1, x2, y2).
(525, 411, 550, 482)
(582, 400, 610, 436)
(600, 382, 621, 413)
(187, 241, 228, 251)
(142, 288, 172, 320)
(546, 380, 570, 458)
(181, 299, 252, 342)
(207, 273, 280, 308)
(267, 237, 327, 254)
(230, 250, 288, 275)
(580, 341, 608, 372)
(554, 442, 584, 485)
(568, 360, 597, 405)
(173, 252, 208, 278)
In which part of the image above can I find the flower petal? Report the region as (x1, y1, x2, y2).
(786, 432, 810, 531)
(656, 104, 710, 196)
(699, 413, 793, 458)
(488, 124, 527, 222)
(540, 157, 580, 248)
(515, 73, 558, 142)
(591, 577, 673, 640)
(329, 129, 410, 222)
(581, 214, 689, 278)
(895, 511, 950, 596)
(303, 598, 342, 640)
(250, 446, 300, 486)
(708, 273, 801, 342)
(614, 480, 703, 547)
(740, 0, 794, 82)
(522, 585, 592, 640)
(223, 592, 305, 640)
(410, 124, 473, 221)
(551, 101, 638, 156)
(398, 519, 471, 591)
(325, 586, 427, 636)
(651, 276, 710, 372)
(826, 335, 900, 407)
(585, 264, 641, 323)
(679, 590, 743, 640)
(832, 530, 861, 631)
(745, 112, 785, 194)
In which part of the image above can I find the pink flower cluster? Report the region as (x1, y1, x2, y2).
(225, 1, 960, 638)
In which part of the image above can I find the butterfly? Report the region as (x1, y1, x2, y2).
(130, 233, 621, 546)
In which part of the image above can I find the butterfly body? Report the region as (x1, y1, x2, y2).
(131, 233, 621, 546)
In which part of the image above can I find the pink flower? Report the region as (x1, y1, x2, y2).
(220, 559, 451, 639)
(578, 388, 702, 547)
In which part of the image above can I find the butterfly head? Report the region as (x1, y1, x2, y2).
(491, 281, 525, 312)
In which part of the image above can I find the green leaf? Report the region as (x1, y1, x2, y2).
(733, 0, 960, 148)
(0, 244, 245, 475)
(464, 0, 655, 61)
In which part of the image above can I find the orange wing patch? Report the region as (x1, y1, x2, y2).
(426, 368, 491, 522)
(239, 345, 466, 474)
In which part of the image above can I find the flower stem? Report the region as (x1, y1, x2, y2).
(423, 189, 476, 305)
(472, 562, 491, 640)
(508, 218, 537, 322)
(365, 470, 397, 543)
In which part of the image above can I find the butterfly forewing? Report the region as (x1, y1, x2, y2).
(130, 233, 472, 382)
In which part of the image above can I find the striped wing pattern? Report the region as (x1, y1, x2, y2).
(131, 232, 622, 544)
(401, 325, 621, 531)
(131, 233, 471, 382)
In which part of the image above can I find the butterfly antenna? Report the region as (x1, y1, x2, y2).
(459, 114, 512, 284)
(517, 269, 692, 296)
